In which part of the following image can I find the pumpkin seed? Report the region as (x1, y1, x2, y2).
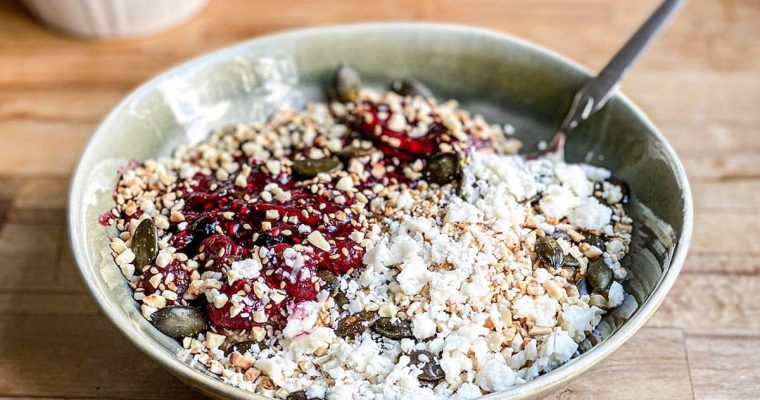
(150, 305, 206, 338)
(292, 158, 340, 179)
(133, 219, 158, 269)
(409, 350, 445, 382)
(535, 236, 564, 269)
(333, 292, 349, 310)
(587, 258, 613, 291)
(563, 254, 580, 268)
(423, 152, 462, 185)
(371, 317, 413, 340)
(551, 229, 571, 242)
(576, 277, 591, 296)
(317, 269, 339, 295)
(286, 390, 308, 400)
(334, 145, 372, 160)
(335, 310, 378, 338)
(331, 64, 361, 103)
(389, 79, 434, 99)
(584, 234, 606, 252)
(224, 340, 268, 356)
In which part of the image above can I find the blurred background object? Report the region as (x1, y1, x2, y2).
(20, 0, 208, 39)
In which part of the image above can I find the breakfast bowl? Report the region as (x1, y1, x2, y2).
(68, 23, 692, 399)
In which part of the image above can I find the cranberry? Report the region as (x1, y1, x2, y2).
(263, 244, 319, 304)
(167, 157, 370, 332)
(315, 239, 364, 275)
(206, 279, 262, 331)
(98, 210, 113, 226)
(170, 230, 194, 250)
(199, 234, 241, 271)
(352, 102, 436, 160)
(140, 260, 191, 303)
(350, 100, 491, 162)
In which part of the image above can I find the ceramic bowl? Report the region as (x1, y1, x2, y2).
(68, 23, 693, 399)
(21, 0, 208, 39)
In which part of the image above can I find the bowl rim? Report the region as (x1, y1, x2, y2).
(68, 22, 693, 399)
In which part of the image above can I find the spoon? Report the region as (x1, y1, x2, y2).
(529, 0, 685, 160)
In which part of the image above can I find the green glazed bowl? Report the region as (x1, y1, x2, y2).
(68, 23, 693, 399)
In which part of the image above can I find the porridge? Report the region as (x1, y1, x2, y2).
(102, 65, 636, 400)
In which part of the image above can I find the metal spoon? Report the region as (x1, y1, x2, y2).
(530, 0, 686, 160)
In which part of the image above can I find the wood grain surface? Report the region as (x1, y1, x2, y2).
(0, 0, 758, 399)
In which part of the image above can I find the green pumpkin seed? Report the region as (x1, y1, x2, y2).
(335, 310, 378, 338)
(551, 229, 571, 242)
(587, 258, 613, 291)
(423, 152, 462, 185)
(333, 292, 349, 310)
(292, 158, 340, 179)
(576, 277, 590, 296)
(584, 234, 606, 252)
(334, 145, 372, 160)
(331, 64, 361, 103)
(371, 317, 413, 340)
(389, 79, 434, 99)
(224, 340, 268, 356)
(150, 305, 207, 338)
(535, 236, 564, 269)
(317, 269, 339, 295)
(286, 390, 308, 400)
(409, 350, 445, 382)
(563, 254, 580, 268)
(133, 218, 158, 269)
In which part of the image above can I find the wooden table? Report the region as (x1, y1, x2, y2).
(0, 0, 757, 398)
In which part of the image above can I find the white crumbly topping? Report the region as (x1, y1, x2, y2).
(607, 281, 625, 308)
(228, 258, 263, 283)
(567, 197, 613, 231)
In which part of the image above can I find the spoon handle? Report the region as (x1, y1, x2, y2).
(558, 0, 686, 134)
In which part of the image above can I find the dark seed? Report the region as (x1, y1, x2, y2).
(389, 79, 434, 99)
(150, 305, 207, 338)
(607, 177, 630, 204)
(424, 152, 462, 185)
(563, 254, 580, 268)
(576, 277, 591, 296)
(535, 236, 564, 269)
(286, 390, 308, 400)
(292, 158, 340, 179)
(551, 229, 571, 242)
(587, 258, 614, 291)
(192, 215, 219, 241)
(527, 192, 543, 207)
(371, 317, 413, 340)
(409, 350, 445, 381)
(255, 232, 284, 246)
(593, 181, 603, 198)
(333, 292, 349, 310)
(584, 234, 606, 252)
(562, 265, 577, 281)
(224, 340, 268, 356)
(133, 219, 158, 269)
(334, 145, 372, 160)
(317, 269, 339, 295)
(331, 64, 361, 103)
(335, 310, 378, 338)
